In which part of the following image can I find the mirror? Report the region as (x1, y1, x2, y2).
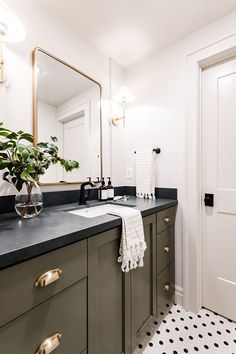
(32, 48, 102, 185)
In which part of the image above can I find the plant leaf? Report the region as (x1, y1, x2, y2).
(3, 171, 10, 183)
(26, 165, 35, 174)
(20, 171, 35, 182)
(15, 179, 24, 192)
(18, 133, 33, 143)
(0, 124, 80, 187)
(37, 142, 48, 148)
(0, 159, 10, 170)
(0, 129, 11, 138)
(22, 148, 29, 161)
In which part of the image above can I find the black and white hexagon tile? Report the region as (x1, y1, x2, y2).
(135, 304, 236, 354)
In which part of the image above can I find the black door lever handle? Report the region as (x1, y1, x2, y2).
(204, 193, 214, 207)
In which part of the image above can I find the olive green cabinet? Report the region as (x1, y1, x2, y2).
(157, 260, 175, 314)
(86, 208, 177, 354)
(156, 206, 176, 316)
(130, 214, 157, 352)
(0, 240, 87, 354)
(88, 227, 131, 354)
(0, 278, 87, 354)
(0, 205, 176, 354)
(0, 240, 87, 328)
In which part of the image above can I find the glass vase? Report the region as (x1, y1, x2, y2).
(15, 182, 43, 219)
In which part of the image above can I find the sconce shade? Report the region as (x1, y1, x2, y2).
(111, 86, 135, 126)
(112, 86, 135, 104)
(0, 1, 25, 42)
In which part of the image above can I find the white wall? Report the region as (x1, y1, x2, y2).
(38, 101, 58, 183)
(112, 11, 236, 289)
(38, 101, 57, 143)
(0, 0, 122, 194)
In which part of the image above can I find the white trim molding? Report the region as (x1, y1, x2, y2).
(184, 34, 236, 314)
(175, 285, 183, 306)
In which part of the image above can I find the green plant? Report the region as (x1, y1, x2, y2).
(0, 122, 79, 196)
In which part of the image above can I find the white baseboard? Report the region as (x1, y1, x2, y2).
(175, 285, 183, 306)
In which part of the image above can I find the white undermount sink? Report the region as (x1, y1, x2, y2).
(67, 203, 131, 218)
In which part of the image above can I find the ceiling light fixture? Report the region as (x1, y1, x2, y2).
(111, 86, 135, 127)
(0, 1, 25, 83)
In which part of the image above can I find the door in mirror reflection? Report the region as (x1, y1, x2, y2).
(33, 48, 101, 184)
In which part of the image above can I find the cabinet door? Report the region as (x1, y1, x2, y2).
(130, 214, 157, 351)
(157, 226, 175, 275)
(88, 228, 131, 354)
(157, 261, 175, 315)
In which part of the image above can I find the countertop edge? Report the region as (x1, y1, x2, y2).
(0, 199, 178, 270)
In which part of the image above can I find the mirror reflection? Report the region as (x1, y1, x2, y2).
(33, 48, 101, 184)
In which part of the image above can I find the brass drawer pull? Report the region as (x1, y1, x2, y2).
(163, 217, 170, 224)
(35, 332, 62, 354)
(163, 282, 171, 292)
(163, 246, 171, 253)
(35, 269, 62, 287)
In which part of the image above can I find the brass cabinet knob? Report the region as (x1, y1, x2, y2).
(163, 246, 171, 253)
(35, 269, 62, 287)
(35, 332, 62, 354)
(163, 217, 171, 224)
(163, 282, 171, 292)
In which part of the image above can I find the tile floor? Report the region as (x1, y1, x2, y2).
(137, 304, 236, 354)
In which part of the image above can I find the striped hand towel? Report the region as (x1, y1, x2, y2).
(135, 149, 156, 199)
(109, 206, 146, 272)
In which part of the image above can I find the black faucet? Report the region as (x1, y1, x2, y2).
(79, 181, 94, 205)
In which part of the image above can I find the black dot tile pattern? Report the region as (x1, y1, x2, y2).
(135, 304, 236, 354)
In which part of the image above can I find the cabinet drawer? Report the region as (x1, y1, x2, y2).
(156, 207, 176, 234)
(157, 227, 174, 275)
(0, 278, 87, 354)
(157, 261, 175, 315)
(0, 239, 87, 327)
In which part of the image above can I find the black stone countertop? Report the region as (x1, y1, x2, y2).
(0, 197, 177, 270)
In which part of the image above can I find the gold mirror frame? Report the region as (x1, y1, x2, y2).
(32, 47, 103, 186)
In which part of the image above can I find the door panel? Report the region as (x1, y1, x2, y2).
(218, 189, 236, 214)
(218, 72, 236, 188)
(218, 213, 236, 283)
(63, 115, 87, 181)
(202, 58, 236, 321)
(88, 228, 131, 354)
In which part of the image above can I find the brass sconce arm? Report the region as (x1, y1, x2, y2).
(111, 86, 134, 127)
(111, 115, 125, 126)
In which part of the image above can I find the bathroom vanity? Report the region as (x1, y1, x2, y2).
(0, 198, 177, 354)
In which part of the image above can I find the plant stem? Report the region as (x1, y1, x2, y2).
(20, 181, 37, 218)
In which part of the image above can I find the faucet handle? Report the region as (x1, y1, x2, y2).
(87, 177, 92, 182)
(92, 177, 100, 184)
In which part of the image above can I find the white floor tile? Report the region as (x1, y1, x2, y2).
(138, 304, 236, 354)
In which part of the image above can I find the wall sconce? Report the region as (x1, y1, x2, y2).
(111, 86, 135, 127)
(0, 1, 25, 83)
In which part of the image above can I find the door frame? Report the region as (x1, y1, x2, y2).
(184, 34, 236, 313)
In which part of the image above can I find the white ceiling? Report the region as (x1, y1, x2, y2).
(39, 0, 236, 68)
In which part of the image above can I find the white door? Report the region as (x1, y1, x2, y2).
(202, 57, 236, 321)
(63, 115, 87, 182)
